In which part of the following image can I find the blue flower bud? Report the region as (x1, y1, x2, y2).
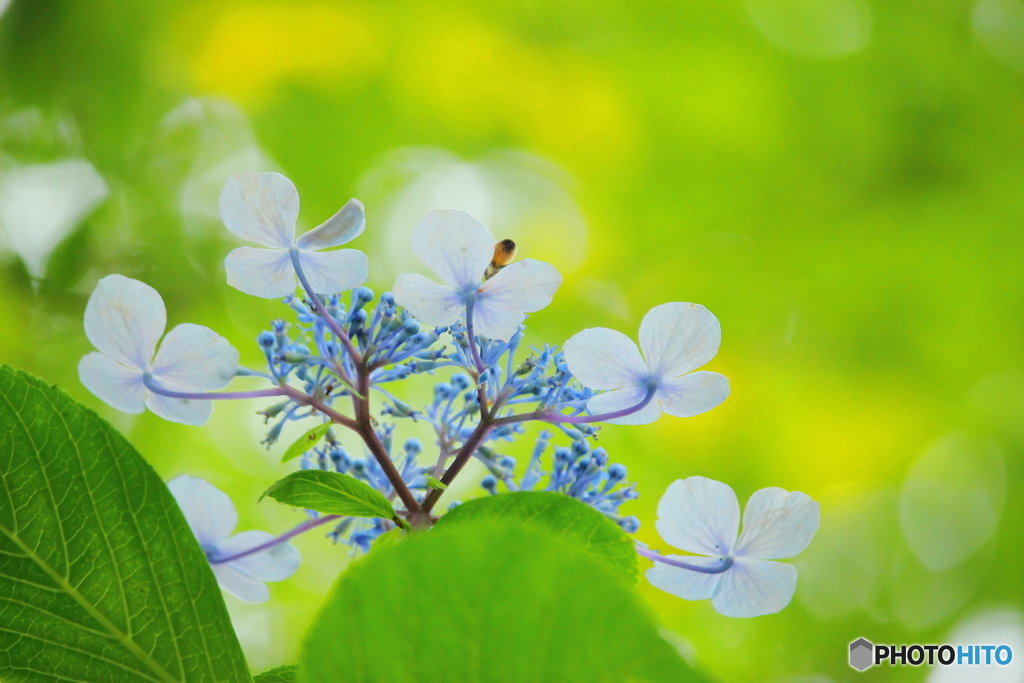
(607, 463, 628, 481)
(404, 438, 423, 456)
(402, 319, 420, 335)
(591, 448, 608, 468)
(380, 292, 395, 306)
(619, 516, 641, 534)
(349, 309, 368, 326)
(257, 331, 275, 348)
(434, 382, 453, 401)
(351, 459, 368, 476)
(480, 475, 498, 495)
(408, 332, 428, 347)
(448, 500, 463, 511)
(554, 447, 572, 464)
(354, 286, 375, 304)
(450, 373, 471, 391)
(499, 455, 516, 473)
(572, 440, 590, 457)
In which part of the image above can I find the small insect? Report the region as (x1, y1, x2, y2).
(484, 239, 517, 280)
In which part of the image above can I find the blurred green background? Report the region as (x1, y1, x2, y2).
(1, 0, 1023, 681)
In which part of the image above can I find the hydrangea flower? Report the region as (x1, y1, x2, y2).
(77, 274, 238, 426)
(393, 209, 562, 342)
(562, 302, 729, 425)
(645, 476, 819, 618)
(168, 475, 300, 604)
(221, 171, 368, 298)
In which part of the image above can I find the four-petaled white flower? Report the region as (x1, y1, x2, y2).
(646, 476, 819, 618)
(168, 475, 300, 604)
(78, 274, 239, 426)
(562, 302, 729, 424)
(221, 171, 368, 298)
(393, 209, 562, 342)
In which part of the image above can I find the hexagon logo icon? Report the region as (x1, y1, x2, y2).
(849, 638, 874, 671)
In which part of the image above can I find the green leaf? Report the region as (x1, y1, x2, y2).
(0, 366, 250, 682)
(254, 664, 299, 683)
(263, 470, 395, 519)
(435, 491, 638, 582)
(281, 422, 332, 463)
(425, 475, 447, 491)
(299, 521, 698, 683)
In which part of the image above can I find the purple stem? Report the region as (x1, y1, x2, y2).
(494, 386, 657, 426)
(465, 300, 486, 375)
(209, 514, 341, 564)
(635, 545, 735, 574)
(288, 248, 361, 366)
(143, 375, 289, 401)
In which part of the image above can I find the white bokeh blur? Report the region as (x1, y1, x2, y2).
(927, 609, 1024, 683)
(974, 0, 1024, 73)
(0, 159, 108, 279)
(745, 0, 872, 58)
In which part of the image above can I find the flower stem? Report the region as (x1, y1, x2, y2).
(143, 375, 289, 401)
(492, 386, 657, 426)
(210, 514, 341, 564)
(288, 248, 363, 369)
(465, 301, 485, 375)
(635, 545, 734, 574)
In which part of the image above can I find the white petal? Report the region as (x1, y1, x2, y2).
(656, 371, 730, 418)
(655, 477, 740, 556)
(77, 352, 146, 414)
(410, 209, 494, 289)
(298, 249, 369, 294)
(470, 299, 525, 342)
(166, 475, 238, 548)
(294, 198, 365, 250)
(393, 273, 465, 327)
(145, 392, 214, 426)
(83, 274, 166, 370)
(639, 303, 721, 380)
(711, 559, 797, 618)
(217, 530, 301, 582)
(224, 247, 296, 299)
(585, 386, 663, 425)
(151, 323, 239, 392)
(219, 171, 297, 248)
(734, 488, 820, 560)
(478, 258, 562, 312)
(211, 563, 270, 604)
(563, 327, 647, 390)
(645, 556, 726, 601)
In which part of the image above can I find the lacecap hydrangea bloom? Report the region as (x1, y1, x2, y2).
(76, 169, 818, 616)
(642, 476, 820, 617)
(169, 476, 300, 604)
(563, 302, 729, 425)
(393, 209, 562, 343)
(78, 274, 239, 426)
(221, 171, 368, 298)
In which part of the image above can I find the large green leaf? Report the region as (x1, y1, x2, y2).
(436, 491, 638, 581)
(0, 366, 250, 683)
(262, 470, 396, 520)
(299, 520, 698, 683)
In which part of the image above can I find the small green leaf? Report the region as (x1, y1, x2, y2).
(425, 475, 447, 491)
(0, 366, 250, 682)
(254, 663, 299, 683)
(299, 521, 699, 683)
(281, 422, 333, 463)
(263, 470, 395, 519)
(435, 491, 638, 582)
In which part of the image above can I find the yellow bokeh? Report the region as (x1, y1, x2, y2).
(193, 3, 379, 103)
